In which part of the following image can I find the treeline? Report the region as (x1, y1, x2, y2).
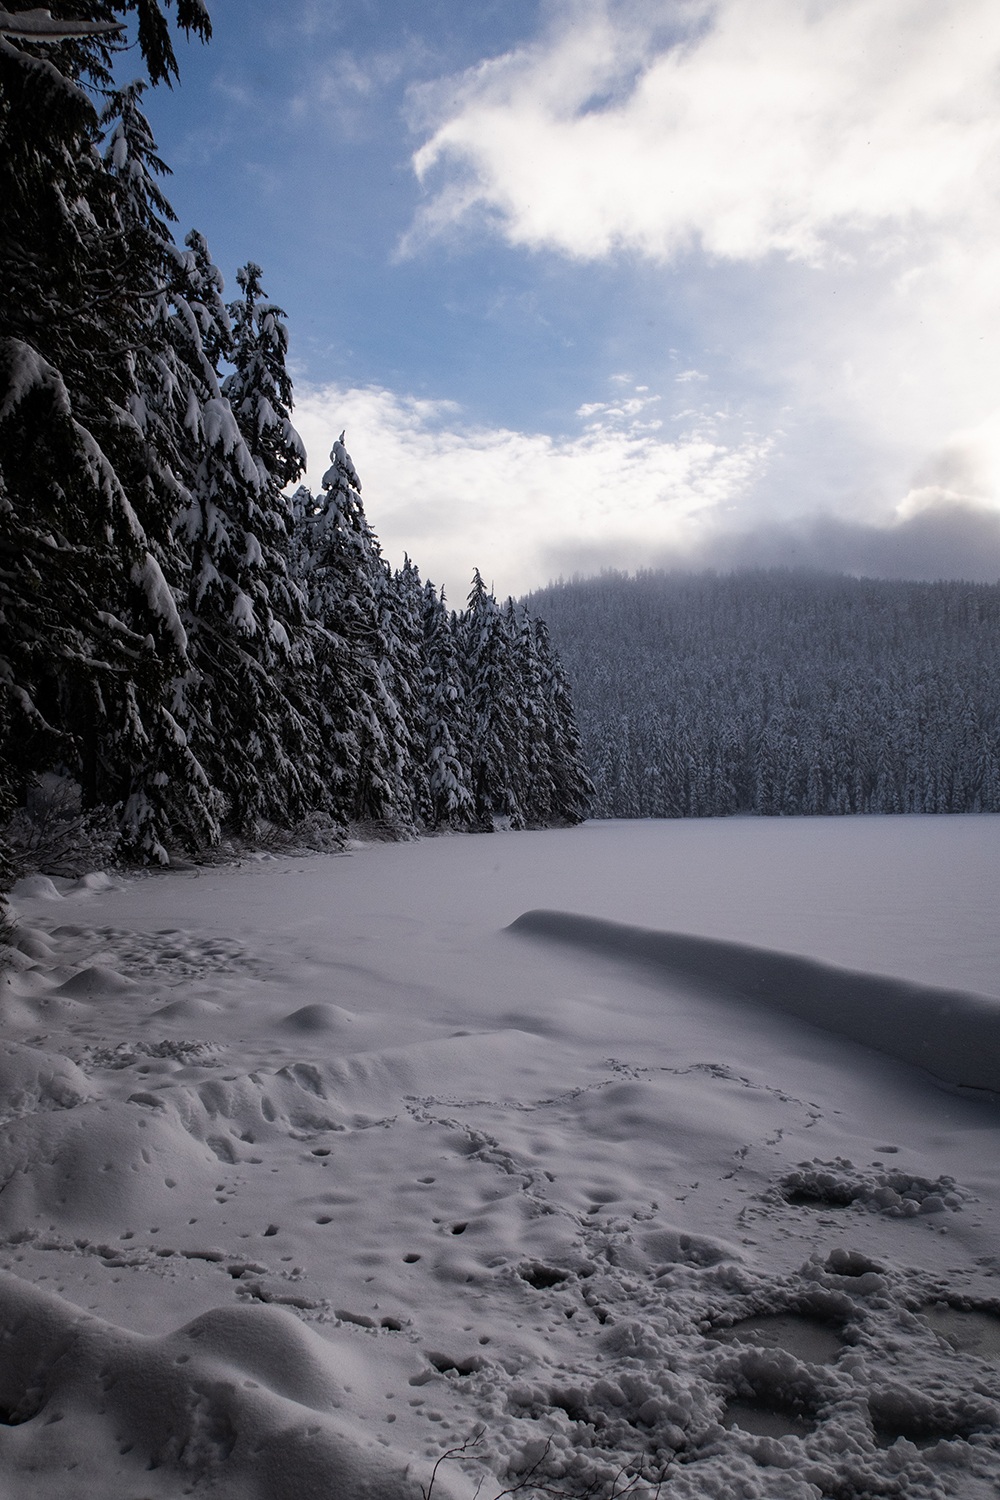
(0, 4, 590, 879)
(527, 569, 1000, 818)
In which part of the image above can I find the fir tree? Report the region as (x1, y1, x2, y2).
(292, 436, 403, 826)
(462, 571, 521, 829)
(224, 263, 306, 490)
(172, 262, 322, 836)
(1, 0, 595, 870)
(0, 68, 195, 861)
(421, 583, 474, 829)
(382, 557, 428, 824)
(0, 1, 215, 864)
(532, 616, 592, 825)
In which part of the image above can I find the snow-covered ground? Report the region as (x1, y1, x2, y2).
(3, 815, 1000, 1499)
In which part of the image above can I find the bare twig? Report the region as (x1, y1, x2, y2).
(421, 1426, 487, 1500)
(422, 1425, 677, 1500)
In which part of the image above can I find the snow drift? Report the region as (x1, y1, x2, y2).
(510, 909, 1000, 1094)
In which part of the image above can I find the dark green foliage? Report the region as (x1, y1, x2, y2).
(0, 22, 218, 864)
(123, 0, 212, 88)
(463, 571, 520, 828)
(383, 558, 430, 824)
(532, 616, 593, 826)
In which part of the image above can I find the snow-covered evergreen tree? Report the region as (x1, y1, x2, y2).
(171, 261, 323, 835)
(223, 263, 306, 490)
(1, 0, 594, 871)
(292, 436, 408, 827)
(383, 557, 429, 824)
(462, 571, 522, 829)
(421, 583, 474, 829)
(532, 616, 593, 825)
(0, 30, 214, 864)
(99, 81, 221, 856)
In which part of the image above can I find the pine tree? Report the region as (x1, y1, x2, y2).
(421, 583, 474, 829)
(462, 571, 522, 829)
(171, 262, 322, 835)
(1, 0, 598, 867)
(0, 2, 215, 865)
(382, 558, 428, 824)
(99, 81, 221, 856)
(223, 263, 306, 489)
(533, 617, 593, 825)
(292, 436, 407, 827)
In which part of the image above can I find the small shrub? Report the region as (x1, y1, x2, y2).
(3, 773, 120, 879)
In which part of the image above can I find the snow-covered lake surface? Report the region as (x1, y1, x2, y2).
(4, 815, 1000, 1498)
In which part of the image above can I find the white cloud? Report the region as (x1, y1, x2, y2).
(402, 0, 1000, 536)
(408, 0, 1000, 267)
(291, 379, 771, 600)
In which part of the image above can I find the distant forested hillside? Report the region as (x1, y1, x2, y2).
(526, 570, 1000, 818)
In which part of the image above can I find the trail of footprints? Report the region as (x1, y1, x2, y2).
(4, 917, 999, 1497)
(32, 922, 267, 984)
(340, 1089, 1000, 1498)
(409, 1236, 1000, 1499)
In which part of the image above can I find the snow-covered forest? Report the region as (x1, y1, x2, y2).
(0, 3, 591, 886)
(529, 569, 1000, 819)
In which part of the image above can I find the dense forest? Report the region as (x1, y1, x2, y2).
(0, 3, 591, 885)
(528, 569, 1000, 818)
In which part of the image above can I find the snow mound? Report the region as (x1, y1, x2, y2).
(154, 996, 224, 1019)
(170, 1063, 356, 1139)
(0, 1273, 470, 1499)
(55, 963, 137, 997)
(68, 871, 120, 892)
(779, 1160, 966, 1216)
(0, 1043, 92, 1123)
(0, 946, 35, 973)
(510, 910, 1000, 1092)
(0, 1099, 221, 1233)
(280, 1002, 357, 1032)
(12, 926, 58, 962)
(10, 875, 63, 901)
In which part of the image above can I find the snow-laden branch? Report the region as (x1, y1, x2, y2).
(0, 8, 123, 40)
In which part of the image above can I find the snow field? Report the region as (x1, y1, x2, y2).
(1, 817, 1000, 1498)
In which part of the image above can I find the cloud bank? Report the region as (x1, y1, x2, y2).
(292, 380, 1000, 599)
(544, 503, 1000, 585)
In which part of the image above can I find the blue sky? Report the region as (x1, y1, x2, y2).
(137, 0, 1000, 599)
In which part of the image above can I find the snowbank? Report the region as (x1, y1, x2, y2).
(511, 909, 1000, 1094)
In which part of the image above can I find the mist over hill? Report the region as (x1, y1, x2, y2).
(526, 569, 1000, 819)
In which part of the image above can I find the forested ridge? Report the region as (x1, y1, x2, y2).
(0, 3, 591, 886)
(528, 569, 1000, 819)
